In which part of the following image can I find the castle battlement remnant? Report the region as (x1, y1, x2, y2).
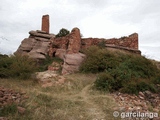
(41, 14, 49, 33)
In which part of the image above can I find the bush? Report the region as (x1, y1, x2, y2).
(80, 46, 119, 73)
(0, 55, 37, 79)
(121, 79, 157, 94)
(154, 73, 160, 84)
(56, 28, 70, 38)
(94, 72, 114, 91)
(82, 46, 160, 94)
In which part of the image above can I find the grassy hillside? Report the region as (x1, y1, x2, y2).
(0, 74, 119, 120)
(0, 47, 160, 119)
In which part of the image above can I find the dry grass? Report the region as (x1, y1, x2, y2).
(0, 73, 120, 120)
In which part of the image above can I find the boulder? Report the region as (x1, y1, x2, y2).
(62, 53, 86, 74)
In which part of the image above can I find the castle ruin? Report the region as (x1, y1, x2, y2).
(15, 15, 141, 74)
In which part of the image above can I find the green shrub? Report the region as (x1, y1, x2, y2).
(94, 72, 114, 91)
(121, 79, 157, 94)
(56, 28, 70, 38)
(80, 46, 119, 73)
(153, 73, 160, 84)
(82, 46, 160, 94)
(0, 55, 37, 79)
(97, 40, 106, 48)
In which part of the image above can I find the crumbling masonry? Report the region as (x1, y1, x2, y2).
(15, 15, 141, 74)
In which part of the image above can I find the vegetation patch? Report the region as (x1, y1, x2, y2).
(0, 54, 37, 79)
(80, 46, 160, 94)
(55, 28, 70, 38)
(37, 55, 63, 72)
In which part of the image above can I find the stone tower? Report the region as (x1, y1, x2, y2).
(41, 14, 49, 33)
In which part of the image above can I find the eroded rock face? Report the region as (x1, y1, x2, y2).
(55, 49, 66, 60)
(15, 30, 55, 60)
(62, 53, 86, 74)
(67, 28, 81, 54)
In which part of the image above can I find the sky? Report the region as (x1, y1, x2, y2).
(0, 0, 160, 60)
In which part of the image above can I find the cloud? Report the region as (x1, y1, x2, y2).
(0, 0, 160, 60)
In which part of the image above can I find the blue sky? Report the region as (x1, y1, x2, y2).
(0, 0, 160, 60)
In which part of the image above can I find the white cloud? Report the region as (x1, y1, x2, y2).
(0, 0, 160, 60)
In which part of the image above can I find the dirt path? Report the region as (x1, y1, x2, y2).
(79, 85, 106, 120)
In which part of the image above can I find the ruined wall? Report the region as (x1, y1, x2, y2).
(81, 33, 138, 50)
(49, 32, 140, 57)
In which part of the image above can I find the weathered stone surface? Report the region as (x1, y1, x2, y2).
(34, 71, 58, 87)
(35, 37, 50, 42)
(105, 44, 141, 54)
(29, 31, 54, 39)
(62, 53, 86, 74)
(28, 52, 46, 59)
(41, 15, 49, 33)
(67, 28, 81, 54)
(17, 39, 50, 59)
(81, 33, 139, 50)
(36, 30, 48, 34)
(55, 49, 66, 60)
(15, 30, 53, 60)
(33, 70, 66, 87)
(17, 38, 36, 51)
(31, 40, 50, 54)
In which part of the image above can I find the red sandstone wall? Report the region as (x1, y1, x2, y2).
(49, 32, 139, 57)
(81, 33, 138, 50)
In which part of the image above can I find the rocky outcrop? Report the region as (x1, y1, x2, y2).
(62, 53, 86, 74)
(15, 30, 55, 59)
